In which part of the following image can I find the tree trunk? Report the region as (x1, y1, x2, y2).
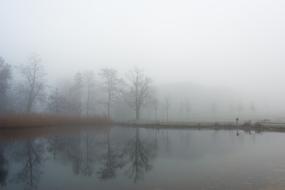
(107, 92, 111, 119)
(86, 88, 90, 116)
(166, 109, 169, 122)
(26, 95, 33, 113)
(135, 107, 140, 121)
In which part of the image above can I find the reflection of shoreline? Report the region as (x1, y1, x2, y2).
(0, 126, 110, 141)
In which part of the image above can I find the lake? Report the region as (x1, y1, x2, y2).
(1, 126, 285, 190)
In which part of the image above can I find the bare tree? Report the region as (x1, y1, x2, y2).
(153, 98, 159, 122)
(99, 68, 122, 119)
(69, 72, 83, 115)
(83, 71, 95, 116)
(149, 96, 159, 122)
(164, 97, 170, 122)
(21, 55, 46, 113)
(47, 88, 64, 114)
(48, 73, 86, 116)
(125, 68, 152, 121)
(0, 57, 11, 112)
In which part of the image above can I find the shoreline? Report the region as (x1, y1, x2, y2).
(1, 114, 285, 134)
(115, 121, 285, 133)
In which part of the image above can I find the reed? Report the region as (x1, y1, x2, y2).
(0, 114, 112, 128)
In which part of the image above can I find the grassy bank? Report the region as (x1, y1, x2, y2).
(2, 114, 285, 134)
(116, 121, 285, 133)
(0, 114, 111, 129)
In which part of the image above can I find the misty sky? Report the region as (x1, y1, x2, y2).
(1, 0, 285, 101)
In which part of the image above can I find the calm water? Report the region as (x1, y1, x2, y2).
(1, 126, 285, 190)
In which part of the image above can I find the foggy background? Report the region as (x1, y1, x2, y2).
(1, 0, 285, 122)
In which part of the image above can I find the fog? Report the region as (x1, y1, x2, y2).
(1, 0, 285, 122)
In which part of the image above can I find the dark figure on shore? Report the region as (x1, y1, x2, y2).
(235, 117, 239, 126)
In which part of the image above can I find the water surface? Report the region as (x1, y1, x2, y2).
(1, 126, 285, 190)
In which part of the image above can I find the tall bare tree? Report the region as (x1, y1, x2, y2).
(47, 88, 64, 114)
(125, 68, 152, 121)
(0, 57, 11, 112)
(83, 71, 95, 116)
(164, 97, 170, 122)
(21, 55, 46, 113)
(69, 72, 83, 115)
(99, 68, 122, 119)
(149, 96, 159, 122)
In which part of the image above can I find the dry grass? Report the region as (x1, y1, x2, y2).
(0, 114, 112, 129)
(0, 125, 110, 140)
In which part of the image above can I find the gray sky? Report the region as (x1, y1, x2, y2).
(1, 0, 285, 101)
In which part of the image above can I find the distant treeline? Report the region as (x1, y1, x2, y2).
(0, 54, 263, 123)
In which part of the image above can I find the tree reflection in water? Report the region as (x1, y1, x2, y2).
(0, 144, 8, 187)
(81, 132, 94, 176)
(47, 133, 97, 176)
(12, 139, 45, 190)
(124, 128, 156, 182)
(97, 131, 125, 180)
(48, 128, 157, 182)
(2, 127, 159, 189)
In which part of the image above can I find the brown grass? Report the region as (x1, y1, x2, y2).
(0, 125, 110, 140)
(0, 114, 112, 129)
